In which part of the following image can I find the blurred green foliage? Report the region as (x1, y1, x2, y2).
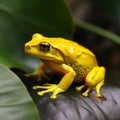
(0, 0, 73, 71)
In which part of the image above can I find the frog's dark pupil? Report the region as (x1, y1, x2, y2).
(39, 42, 50, 52)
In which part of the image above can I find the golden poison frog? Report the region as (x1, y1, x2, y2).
(24, 33, 105, 99)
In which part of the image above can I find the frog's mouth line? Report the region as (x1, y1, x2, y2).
(25, 50, 56, 60)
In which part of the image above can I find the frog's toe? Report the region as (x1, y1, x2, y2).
(50, 94, 57, 99)
(81, 87, 92, 97)
(75, 84, 86, 91)
(50, 87, 65, 99)
(37, 91, 44, 96)
(96, 93, 101, 97)
(33, 84, 56, 89)
(82, 92, 89, 97)
(25, 73, 35, 78)
(33, 86, 41, 89)
(37, 88, 55, 96)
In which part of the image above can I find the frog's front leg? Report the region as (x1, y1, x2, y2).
(76, 66, 105, 97)
(25, 62, 49, 81)
(33, 64, 76, 99)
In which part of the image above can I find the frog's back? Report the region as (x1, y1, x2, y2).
(48, 37, 95, 58)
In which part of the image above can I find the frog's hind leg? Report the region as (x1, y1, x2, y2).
(76, 66, 105, 97)
(84, 66, 105, 97)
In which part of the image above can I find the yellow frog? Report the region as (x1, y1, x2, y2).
(24, 33, 105, 99)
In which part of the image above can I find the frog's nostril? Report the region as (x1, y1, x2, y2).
(25, 45, 31, 49)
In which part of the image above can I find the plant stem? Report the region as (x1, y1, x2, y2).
(73, 18, 120, 45)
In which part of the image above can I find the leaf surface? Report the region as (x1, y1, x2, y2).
(0, 64, 39, 120)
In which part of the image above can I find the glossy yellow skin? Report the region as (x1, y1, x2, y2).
(24, 33, 105, 99)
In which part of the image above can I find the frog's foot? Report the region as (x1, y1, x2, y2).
(33, 84, 65, 99)
(25, 70, 49, 81)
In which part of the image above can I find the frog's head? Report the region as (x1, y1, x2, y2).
(24, 33, 64, 63)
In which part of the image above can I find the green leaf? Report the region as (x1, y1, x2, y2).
(0, 0, 73, 71)
(0, 64, 39, 120)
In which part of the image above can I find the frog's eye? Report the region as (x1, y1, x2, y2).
(39, 42, 50, 52)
